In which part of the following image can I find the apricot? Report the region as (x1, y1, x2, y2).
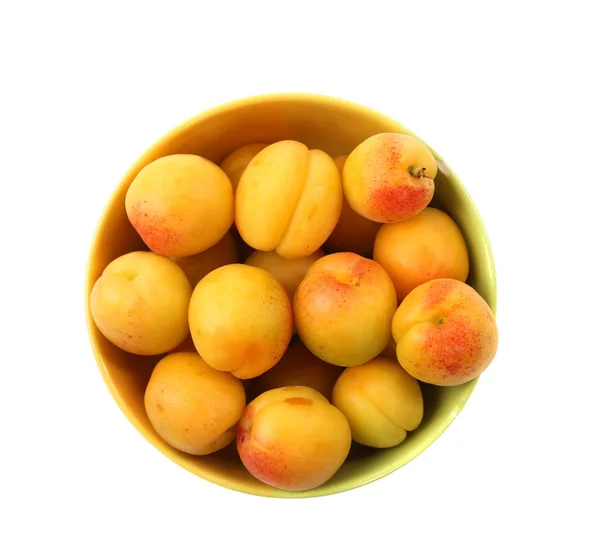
(294, 252, 397, 367)
(332, 357, 423, 448)
(249, 342, 343, 401)
(373, 207, 469, 300)
(219, 143, 269, 191)
(188, 264, 292, 379)
(90, 251, 191, 355)
(235, 140, 342, 259)
(126, 154, 234, 257)
(326, 155, 382, 256)
(343, 133, 437, 223)
(145, 352, 245, 455)
(244, 248, 325, 302)
(174, 231, 238, 288)
(392, 278, 498, 386)
(237, 386, 351, 491)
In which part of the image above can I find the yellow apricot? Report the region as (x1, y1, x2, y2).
(126, 154, 233, 257)
(237, 386, 351, 491)
(188, 264, 293, 379)
(343, 133, 437, 223)
(235, 141, 342, 259)
(145, 352, 245, 455)
(90, 251, 191, 355)
(332, 357, 423, 448)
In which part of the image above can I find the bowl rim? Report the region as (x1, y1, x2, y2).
(84, 91, 497, 499)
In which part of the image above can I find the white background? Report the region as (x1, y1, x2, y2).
(1, 1, 599, 548)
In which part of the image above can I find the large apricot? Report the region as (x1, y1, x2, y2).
(90, 251, 191, 355)
(235, 140, 342, 259)
(126, 154, 233, 257)
(343, 133, 437, 223)
(332, 357, 423, 448)
(373, 207, 469, 300)
(293, 252, 397, 367)
(392, 279, 498, 386)
(188, 264, 293, 379)
(144, 352, 245, 455)
(237, 386, 351, 491)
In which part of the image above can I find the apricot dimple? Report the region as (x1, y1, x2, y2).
(285, 397, 313, 405)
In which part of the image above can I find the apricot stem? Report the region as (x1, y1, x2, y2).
(408, 166, 427, 178)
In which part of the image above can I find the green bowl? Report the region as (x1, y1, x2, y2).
(85, 92, 496, 498)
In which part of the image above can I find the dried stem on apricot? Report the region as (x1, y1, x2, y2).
(408, 166, 428, 178)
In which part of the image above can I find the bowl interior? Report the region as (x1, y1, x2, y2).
(85, 93, 496, 498)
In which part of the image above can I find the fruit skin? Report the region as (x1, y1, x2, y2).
(144, 352, 246, 455)
(90, 251, 191, 355)
(392, 278, 498, 386)
(237, 386, 351, 491)
(248, 342, 343, 401)
(343, 133, 437, 223)
(332, 357, 423, 448)
(174, 231, 238, 288)
(188, 264, 293, 379)
(373, 207, 469, 300)
(293, 252, 397, 367)
(245, 248, 325, 302)
(220, 143, 269, 191)
(235, 140, 343, 259)
(126, 154, 234, 257)
(326, 156, 381, 256)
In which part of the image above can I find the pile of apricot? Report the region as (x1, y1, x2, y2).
(90, 133, 498, 492)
